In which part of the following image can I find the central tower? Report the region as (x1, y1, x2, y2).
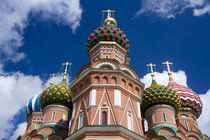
(67, 10, 145, 140)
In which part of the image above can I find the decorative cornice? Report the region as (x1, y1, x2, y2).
(65, 126, 145, 140)
(70, 68, 144, 88)
(89, 41, 127, 54)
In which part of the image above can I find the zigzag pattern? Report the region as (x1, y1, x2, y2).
(168, 77, 202, 117)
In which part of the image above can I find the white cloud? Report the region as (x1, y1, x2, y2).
(0, 69, 71, 139)
(198, 89, 210, 136)
(136, 0, 210, 19)
(0, 72, 43, 139)
(141, 70, 210, 136)
(0, 0, 82, 63)
(9, 122, 27, 140)
(141, 70, 187, 88)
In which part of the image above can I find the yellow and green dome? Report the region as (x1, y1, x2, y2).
(39, 78, 72, 109)
(141, 79, 181, 114)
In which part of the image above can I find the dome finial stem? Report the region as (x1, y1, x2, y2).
(147, 63, 157, 85)
(162, 61, 173, 77)
(49, 73, 56, 85)
(62, 62, 72, 79)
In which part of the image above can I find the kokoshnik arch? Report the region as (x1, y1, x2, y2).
(18, 10, 209, 140)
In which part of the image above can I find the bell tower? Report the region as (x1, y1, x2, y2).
(67, 10, 145, 140)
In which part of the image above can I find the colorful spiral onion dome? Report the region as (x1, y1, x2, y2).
(168, 76, 203, 118)
(26, 94, 41, 115)
(86, 23, 130, 52)
(141, 78, 181, 114)
(39, 78, 72, 110)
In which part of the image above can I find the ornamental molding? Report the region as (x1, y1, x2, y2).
(120, 67, 136, 79)
(95, 62, 116, 69)
(89, 41, 127, 53)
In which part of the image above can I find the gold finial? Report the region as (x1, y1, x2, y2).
(147, 63, 156, 79)
(102, 9, 117, 26)
(62, 62, 72, 79)
(163, 61, 173, 77)
(49, 73, 56, 85)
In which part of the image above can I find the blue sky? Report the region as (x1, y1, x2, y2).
(0, 0, 210, 139)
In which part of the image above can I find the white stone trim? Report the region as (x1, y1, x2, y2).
(120, 67, 136, 79)
(95, 62, 116, 69)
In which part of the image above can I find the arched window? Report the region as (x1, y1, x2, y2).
(163, 113, 166, 122)
(127, 113, 133, 130)
(102, 111, 107, 125)
(185, 120, 189, 130)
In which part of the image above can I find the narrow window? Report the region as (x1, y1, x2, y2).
(163, 113, 166, 122)
(105, 55, 109, 59)
(127, 113, 132, 130)
(102, 111, 107, 125)
(52, 112, 55, 122)
(63, 113, 66, 121)
(78, 112, 84, 129)
(71, 103, 76, 120)
(185, 120, 189, 130)
(152, 114, 156, 123)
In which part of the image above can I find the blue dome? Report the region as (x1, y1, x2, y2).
(26, 94, 41, 115)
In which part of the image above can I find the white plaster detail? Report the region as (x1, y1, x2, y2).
(71, 103, 76, 120)
(127, 112, 133, 131)
(78, 112, 84, 129)
(89, 89, 96, 106)
(114, 90, 121, 106)
(137, 101, 141, 119)
(120, 67, 136, 79)
(95, 62, 116, 69)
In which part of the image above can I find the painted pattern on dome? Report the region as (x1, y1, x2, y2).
(86, 24, 129, 51)
(168, 77, 202, 117)
(39, 79, 72, 109)
(142, 80, 181, 114)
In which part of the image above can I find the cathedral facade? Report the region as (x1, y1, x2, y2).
(18, 10, 209, 140)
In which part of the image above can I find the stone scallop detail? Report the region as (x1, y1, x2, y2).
(168, 77, 202, 117)
(142, 79, 181, 114)
(39, 78, 72, 110)
(86, 24, 129, 51)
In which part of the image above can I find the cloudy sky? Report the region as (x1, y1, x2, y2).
(0, 0, 210, 139)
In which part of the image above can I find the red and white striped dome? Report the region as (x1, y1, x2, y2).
(168, 77, 202, 118)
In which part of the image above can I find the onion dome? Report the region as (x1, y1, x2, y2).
(168, 74, 202, 118)
(26, 94, 41, 115)
(86, 11, 129, 52)
(39, 77, 72, 110)
(141, 74, 181, 114)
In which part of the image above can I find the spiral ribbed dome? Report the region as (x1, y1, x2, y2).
(168, 77, 202, 118)
(39, 78, 72, 110)
(142, 79, 181, 114)
(86, 23, 129, 51)
(26, 94, 41, 115)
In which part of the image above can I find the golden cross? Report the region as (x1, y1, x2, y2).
(147, 63, 156, 74)
(102, 9, 115, 18)
(162, 61, 173, 73)
(49, 73, 56, 85)
(62, 62, 72, 77)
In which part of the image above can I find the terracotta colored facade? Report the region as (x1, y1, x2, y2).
(18, 11, 209, 140)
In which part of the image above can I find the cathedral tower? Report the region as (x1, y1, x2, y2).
(67, 10, 145, 139)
